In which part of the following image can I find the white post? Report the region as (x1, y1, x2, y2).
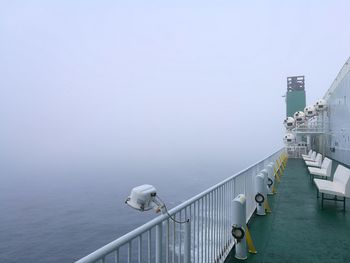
(261, 169, 269, 194)
(267, 163, 275, 195)
(232, 194, 247, 260)
(255, 172, 266, 216)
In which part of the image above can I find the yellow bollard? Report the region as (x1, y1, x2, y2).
(264, 199, 272, 213)
(245, 225, 257, 254)
(280, 156, 286, 169)
(274, 166, 281, 182)
(276, 159, 283, 177)
(272, 184, 277, 194)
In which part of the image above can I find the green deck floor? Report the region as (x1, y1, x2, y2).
(225, 158, 350, 263)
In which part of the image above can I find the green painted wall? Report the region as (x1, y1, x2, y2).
(286, 90, 306, 117)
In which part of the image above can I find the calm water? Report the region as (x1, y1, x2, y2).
(0, 155, 256, 263)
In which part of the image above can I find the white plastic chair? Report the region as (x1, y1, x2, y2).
(314, 165, 350, 210)
(302, 149, 312, 159)
(308, 157, 332, 180)
(303, 151, 316, 162)
(305, 153, 322, 168)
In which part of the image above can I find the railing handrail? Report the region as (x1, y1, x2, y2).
(76, 147, 284, 263)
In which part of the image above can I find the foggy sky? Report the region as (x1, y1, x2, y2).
(1, 1, 350, 174)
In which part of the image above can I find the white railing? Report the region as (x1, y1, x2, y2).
(76, 148, 284, 263)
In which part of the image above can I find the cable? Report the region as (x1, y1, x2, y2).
(157, 196, 190, 224)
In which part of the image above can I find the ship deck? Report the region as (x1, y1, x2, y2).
(225, 158, 350, 263)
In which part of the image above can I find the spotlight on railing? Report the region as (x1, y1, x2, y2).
(125, 184, 189, 225)
(125, 184, 164, 213)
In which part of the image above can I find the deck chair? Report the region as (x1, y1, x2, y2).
(308, 157, 332, 180)
(305, 153, 322, 168)
(314, 165, 350, 210)
(303, 151, 316, 162)
(302, 149, 313, 159)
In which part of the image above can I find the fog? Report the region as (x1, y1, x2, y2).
(1, 1, 350, 189)
(2, 2, 350, 261)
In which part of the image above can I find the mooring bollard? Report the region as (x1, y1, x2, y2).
(255, 172, 266, 216)
(261, 168, 269, 194)
(232, 194, 247, 260)
(267, 162, 275, 195)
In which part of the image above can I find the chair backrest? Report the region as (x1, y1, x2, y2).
(314, 153, 322, 166)
(310, 151, 316, 160)
(333, 165, 350, 195)
(308, 149, 312, 156)
(321, 158, 332, 177)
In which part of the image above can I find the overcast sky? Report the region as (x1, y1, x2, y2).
(1, 1, 349, 174)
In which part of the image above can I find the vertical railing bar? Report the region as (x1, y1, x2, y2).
(128, 241, 132, 263)
(211, 191, 214, 262)
(179, 209, 182, 263)
(138, 235, 142, 263)
(218, 186, 224, 258)
(114, 249, 119, 263)
(223, 184, 226, 253)
(217, 188, 220, 261)
(223, 184, 226, 255)
(225, 183, 227, 250)
(206, 194, 209, 263)
(191, 203, 194, 263)
(196, 201, 198, 263)
(173, 215, 176, 263)
(138, 234, 142, 263)
(208, 193, 211, 262)
(219, 187, 222, 260)
(156, 223, 162, 263)
(224, 183, 227, 250)
(217, 187, 220, 261)
(190, 204, 193, 263)
(184, 207, 188, 263)
(148, 230, 151, 263)
(225, 183, 232, 249)
(166, 219, 169, 263)
(197, 200, 200, 263)
(201, 197, 204, 262)
(213, 189, 216, 261)
(216, 188, 219, 261)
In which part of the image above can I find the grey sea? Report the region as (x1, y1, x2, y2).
(0, 154, 259, 263)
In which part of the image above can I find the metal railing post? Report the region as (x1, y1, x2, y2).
(156, 223, 162, 263)
(184, 219, 191, 263)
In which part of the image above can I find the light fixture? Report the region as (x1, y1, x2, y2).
(125, 184, 189, 224)
(268, 178, 273, 188)
(231, 224, 245, 241)
(255, 193, 265, 205)
(125, 184, 164, 212)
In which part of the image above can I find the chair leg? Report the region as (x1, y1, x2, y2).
(321, 193, 324, 208)
(344, 198, 346, 211)
(316, 189, 319, 199)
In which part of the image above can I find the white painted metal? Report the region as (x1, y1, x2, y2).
(323, 58, 350, 166)
(232, 194, 247, 260)
(75, 148, 284, 263)
(267, 163, 275, 195)
(255, 173, 266, 216)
